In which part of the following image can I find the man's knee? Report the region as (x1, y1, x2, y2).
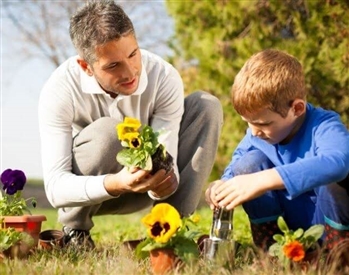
(185, 91, 223, 120)
(72, 117, 122, 175)
(74, 117, 118, 147)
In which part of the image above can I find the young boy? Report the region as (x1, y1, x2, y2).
(205, 49, 349, 251)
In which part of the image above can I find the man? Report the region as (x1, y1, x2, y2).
(39, 0, 223, 249)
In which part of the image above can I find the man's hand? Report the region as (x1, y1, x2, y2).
(103, 167, 177, 197)
(148, 168, 178, 199)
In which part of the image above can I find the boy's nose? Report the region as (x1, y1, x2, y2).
(251, 127, 261, 137)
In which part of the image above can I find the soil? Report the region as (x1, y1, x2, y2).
(151, 147, 173, 175)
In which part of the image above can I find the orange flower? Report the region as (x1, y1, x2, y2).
(283, 240, 305, 262)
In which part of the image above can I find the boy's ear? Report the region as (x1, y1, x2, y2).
(292, 99, 306, 117)
(77, 58, 94, 76)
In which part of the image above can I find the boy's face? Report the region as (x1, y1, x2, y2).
(77, 34, 142, 97)
(241, 102, 305, 145)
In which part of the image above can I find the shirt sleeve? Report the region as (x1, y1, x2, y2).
(276, 115, 349, 199)
(221, 133, 253, 181)
(38, 73, 113, 208)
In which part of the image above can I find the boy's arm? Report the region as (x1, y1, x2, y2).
(215, 168, 284, 210)
(276, 117, 349, 199)
(221, 134, 254, 180)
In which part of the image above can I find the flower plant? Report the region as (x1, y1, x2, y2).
(136, 203, 202, 264)
(268, 216, 324, 264)
(0, 169, 36, 216)
(116, 117, 173, 174)
(0, 218, 33, 253)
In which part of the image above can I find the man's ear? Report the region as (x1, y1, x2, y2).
(77, 58, 93, 76)
(292, 99, 306, 117)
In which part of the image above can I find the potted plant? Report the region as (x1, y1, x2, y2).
(0, 168, 46, 257)
(135, 203, 202, 274)
(0, 218, 34, 260)
(116, 117, 173, 174)
(268, 216, 324, 271)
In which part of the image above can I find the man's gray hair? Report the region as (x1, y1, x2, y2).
(69, 0, 135, 64)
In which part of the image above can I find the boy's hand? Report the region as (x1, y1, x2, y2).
(214, 175, 266, 210)
(213, 169, 285, 210)
(205, 179, 225, 210)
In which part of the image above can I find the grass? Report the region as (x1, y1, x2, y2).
(31, 206, 252, 247)
(0, 206, 344, 275)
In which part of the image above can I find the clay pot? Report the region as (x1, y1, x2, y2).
(2, 215, 47, 247)
(38, 229, 64, 250)
(197, 234, 209, 254)
(150, 248, 181, 275)
(2, 241, 32, 259)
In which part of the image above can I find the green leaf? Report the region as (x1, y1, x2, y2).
(293, 228, 304, 239)
(135, 238, 152, 259)
(173, 238, 199, 264)
(143, 155, 153, 171)
(277, 216, 289, 233)
(268, 243, 281, 257)
(135, 238, 167, 258)
(303, 224, 324, 241)
(272, 234, 284, 243)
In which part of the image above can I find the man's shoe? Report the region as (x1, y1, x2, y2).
(63, 226, 95, 250)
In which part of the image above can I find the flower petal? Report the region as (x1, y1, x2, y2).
(141, 203, 182, 244)
(116, 117, 142, 141)
(283, 240, 305, 262)
(0, 169, 26, 194)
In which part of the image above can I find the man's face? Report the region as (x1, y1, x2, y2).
(88, 34, 142, 96)
(241, 107, 301, 145)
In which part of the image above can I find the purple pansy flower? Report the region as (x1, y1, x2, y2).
(0, 169, 26, 195)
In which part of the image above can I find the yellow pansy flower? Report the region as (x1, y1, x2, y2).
(116, 117, 141, 141)
(141, 203, 182, 244)
(121, 132, 141, 148)
(190, 213, 201, 224)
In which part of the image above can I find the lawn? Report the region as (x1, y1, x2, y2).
(30, 205, 251, 246)
(0, 206, 341, 274)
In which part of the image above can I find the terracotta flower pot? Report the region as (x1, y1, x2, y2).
(150, 248, 181, 275)
(2, 215, 47, 247)
(38, 229, 64, 250)
(2, 241, 32, 259)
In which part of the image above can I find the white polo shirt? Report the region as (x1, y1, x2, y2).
(39, 49, 184, 208)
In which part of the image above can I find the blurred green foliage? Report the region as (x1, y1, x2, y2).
(166, 0, 349, 180)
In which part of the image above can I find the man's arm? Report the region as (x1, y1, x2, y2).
(38, 73, 113, 208)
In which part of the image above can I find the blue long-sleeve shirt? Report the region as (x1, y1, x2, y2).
(222, 103, 349, 199)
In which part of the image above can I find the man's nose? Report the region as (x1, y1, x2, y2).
(122, 61, 135, 79)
